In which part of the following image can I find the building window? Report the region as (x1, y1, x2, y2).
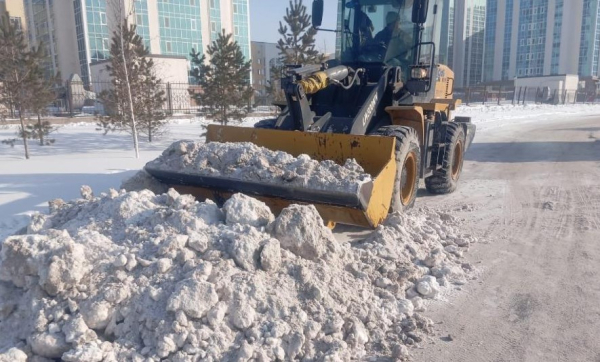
(100, 12, 107, 25)
(234, 4, 239, 13)
(211, 21, 216, 31)
(103, 38, 109, 51)
(210, 0, 216, 8)
(234, 26, 239, 36)
(164, 17, 170, 28)
(191, 19, 196, 30)
(166, 41, 172, 52)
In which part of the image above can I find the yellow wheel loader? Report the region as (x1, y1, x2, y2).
(146, 0, 476, 228)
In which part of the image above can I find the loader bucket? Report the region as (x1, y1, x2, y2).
(145, 124, 397, 228)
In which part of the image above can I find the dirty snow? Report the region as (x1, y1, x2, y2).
(146, 140, 372, 193)
(0, 186, 477, 361)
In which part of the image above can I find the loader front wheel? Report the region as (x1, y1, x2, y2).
(373, 126, 421, 213)
(425, 122, 466, 194)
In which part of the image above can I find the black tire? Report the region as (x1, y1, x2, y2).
(425, 122, 466, 194)
(254, 118, 277, 129)
(372, 125, 421, 212)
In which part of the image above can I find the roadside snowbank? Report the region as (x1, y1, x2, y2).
(146, 141, 372, 193)
(455, 103, 600, 131)
(0, 187, 476, 361)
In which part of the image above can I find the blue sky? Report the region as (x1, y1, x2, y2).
(250, 0, 338, 54)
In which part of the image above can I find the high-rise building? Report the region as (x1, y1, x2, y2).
(23, 0, 251, 84)
(452, 0, 486, 87)
(1, 0, 28, 38)
(24, 0, 79, 80)
(251, 41, 279, 105)
(484, 0, 600, 82)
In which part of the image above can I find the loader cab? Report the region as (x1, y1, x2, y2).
(339, 0, 416, 73)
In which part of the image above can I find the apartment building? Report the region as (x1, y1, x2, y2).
(23, 0, 250, 84)
(484, 0, 600, 81)
(453, 0, 487, 87)
(0, 0, 27, 38)
(250, 41, 279, 105)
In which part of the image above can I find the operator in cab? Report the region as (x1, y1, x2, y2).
(374, 11, 400, 45)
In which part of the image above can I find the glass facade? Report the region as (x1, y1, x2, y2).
(85, 0, 109, 63)
(578, 0, 600, 76)
(463, 0, 486, 86)
(483, 0, 497, 81)
(157, 0, 202, 58)
(74, 0, 90, 83)
(550, 0, 563, 74)
(501, 0, 514, 80)
(232, 0, 250, 60)
(209, 0, 222, 42)
(516, 0, 548, 77)
(134, 0, 151, 50)
(437, 0, 455, 67)
(26, 0, 58, 78)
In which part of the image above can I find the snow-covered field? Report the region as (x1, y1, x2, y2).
(2, 104, 600, 239)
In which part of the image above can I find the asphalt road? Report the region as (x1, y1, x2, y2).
(413, 115, 600, 362)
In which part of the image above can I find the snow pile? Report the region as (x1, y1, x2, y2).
(0, 187, 477, 361)
(146, 141, 372, 193)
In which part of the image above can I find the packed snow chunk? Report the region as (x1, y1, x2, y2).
(0, 231, 88, 295)
(80, 185, 94, 200)
(416, 275, 441, 299)
(146, 140, 372, 193)
(269, 204, 335, 261)
(259, 238, 282, 272)
(28, 332, 70, 359)
(222, 193, 274, 227)
(0, 348, 27, 362)
(167, 278, 219, 319)
(229, 233, 262, 271)
(120, 170, 169, 194)
(81, 300, 114, 330)
(62, 342, 105, 362)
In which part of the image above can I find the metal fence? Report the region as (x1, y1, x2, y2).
(456, 86, 599, 106)
(61, 81, 200, 116)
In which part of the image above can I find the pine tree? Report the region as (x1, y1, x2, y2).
(190, 31, 253, 126)
(97, 21, 166, 147)
(0, 12, 51, 159)
(276, 0, 323, 65)
(269, 0, 325, 102)
(24, 73, 60, 146)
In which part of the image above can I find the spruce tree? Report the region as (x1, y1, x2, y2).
(24, 73, 60, 146)
(0, 12, 51, 159)
(190, 31, 253, 125)
(97, 21, 166, 147)
(276, 0, 323, 65)
(269, 0, 325, 102)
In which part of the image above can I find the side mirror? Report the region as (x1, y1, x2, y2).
(312, 0, 324, 28)
(412, 0, 429, 24)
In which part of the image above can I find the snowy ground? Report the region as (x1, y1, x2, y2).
(2, 105, 600, 240)
(1, 104, 600, 360)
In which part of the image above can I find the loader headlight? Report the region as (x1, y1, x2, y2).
(411, 67, 429, 80)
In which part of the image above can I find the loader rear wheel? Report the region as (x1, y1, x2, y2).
(425, 122, 466, 194)
(373, 126, 421, 213)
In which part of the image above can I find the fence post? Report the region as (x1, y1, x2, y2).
(483, 87, 487, 105)
(573, 90, 577, 104)
(466, 87, 471, 106)
(166, 82, 173, 115)
(522, 87, 527, 105)
(498, 86, 502, 105)
(516, 87, 522, 105)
